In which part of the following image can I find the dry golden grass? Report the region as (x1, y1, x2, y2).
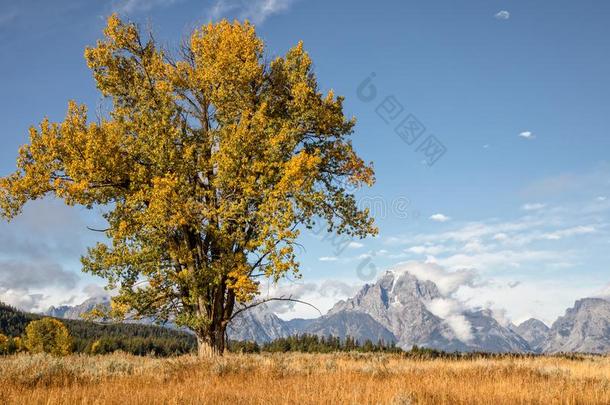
(0, 352, 609, 404)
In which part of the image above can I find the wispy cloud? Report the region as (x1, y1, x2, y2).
(113, 0, 181, 14)
(383, 195, 609, 275)
(542, 225, 597, 240)
(347, 241, 364, 249)
(209, 0, 299, 24)
(431, 248, 570, 273)
(522, 203, 546, 211)
(521, 164, 610, 200)
(407, 245, 452, 256)
(319, 256, 338, 262)
(0, 10, 18, 26)
(427, 298, 474, 341)
(518, 130, 535, 139)
(430, 213, 451, 222)
(395, 262, 480, 296)
(494, 10, 510, 20)
(259, 278, 362, 318)
(596, 284, 610, 299)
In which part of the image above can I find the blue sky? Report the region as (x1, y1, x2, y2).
(1, 0, 609, 325)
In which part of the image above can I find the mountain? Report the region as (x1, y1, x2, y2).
(328, 270, 466, 351)
(44, 305, 73, 318)
(227, 304, 293, 342)
(39, 274, 610, 354)
(327, 270, 530, 353)
(463, 309, 531, 353)
(43, 292, 397, 346)
(45, 296, 111, 320)
(543, 298, 610, 354)
(44, 298, 294, 343)
(292, 311, 396, 344)
(227, 305, 396, 344)
(40, 271, 532, 352)
(513, 318, 550, 353)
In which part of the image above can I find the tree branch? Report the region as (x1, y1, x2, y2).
(229, 295, 322, 321)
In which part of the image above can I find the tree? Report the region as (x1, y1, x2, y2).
(10, 336, 25, 354)
(24, 318, 73, 355)
(0, 15, 376, 356)
(0, 333, 8, 355)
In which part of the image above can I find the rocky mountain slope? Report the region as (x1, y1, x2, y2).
(292, 311, 397, 343)
(327, 270, 530, 352)
(227, 304, 293, 342)
(45, 296, 111, 320)
(543, 298, 610, 354)
(512, 318, 550, 353)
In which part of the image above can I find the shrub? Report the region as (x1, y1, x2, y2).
(24, 318, 73, 356)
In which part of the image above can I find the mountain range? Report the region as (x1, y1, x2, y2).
(43, 270, 610, 354)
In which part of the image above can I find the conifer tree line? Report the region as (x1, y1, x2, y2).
(0, 302, 195, 356)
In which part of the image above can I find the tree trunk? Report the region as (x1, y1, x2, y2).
(196, 327, 226, 357)
(194, 284, 232, 357)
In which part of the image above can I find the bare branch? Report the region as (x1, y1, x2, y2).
(229, 295, 322, 321)
(86, 226, 110, 233)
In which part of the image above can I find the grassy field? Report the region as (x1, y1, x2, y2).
(1, 352, 609, 404)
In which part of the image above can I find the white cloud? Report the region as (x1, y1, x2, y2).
(492, 233, 509, 241)
(436, 249, 565, 272)
(463, 239, 486, 253)
(409, 218, 544, 245)
(319, 256, 338, 262)
(391, 262, 477, 341)
(393, 207, 604, 252)
(518, 131, 535, 139)
(83, 284, 111, 299)
(430, 213, 451, 222)
(347, 241, 364, 249)
(596, 284, 610, 299)
(407, 245, 451, 256)
(392, 262, 479, 296)
(494, 10, 510, 20)
(456, 278, 598, 326)
(490, 307, 512, 328)
(113, 0, 181, 13)
(209, 0, 299, 24)
(522, 203, 546, 211)
(426, 298, 474, 342)
(542, 225, 596, 240)
(383, 201, 607, 278)
(259, 279, 362, 319)
(0, 288, 45, 312)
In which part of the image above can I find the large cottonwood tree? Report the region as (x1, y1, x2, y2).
(0, 15, 376, 356)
